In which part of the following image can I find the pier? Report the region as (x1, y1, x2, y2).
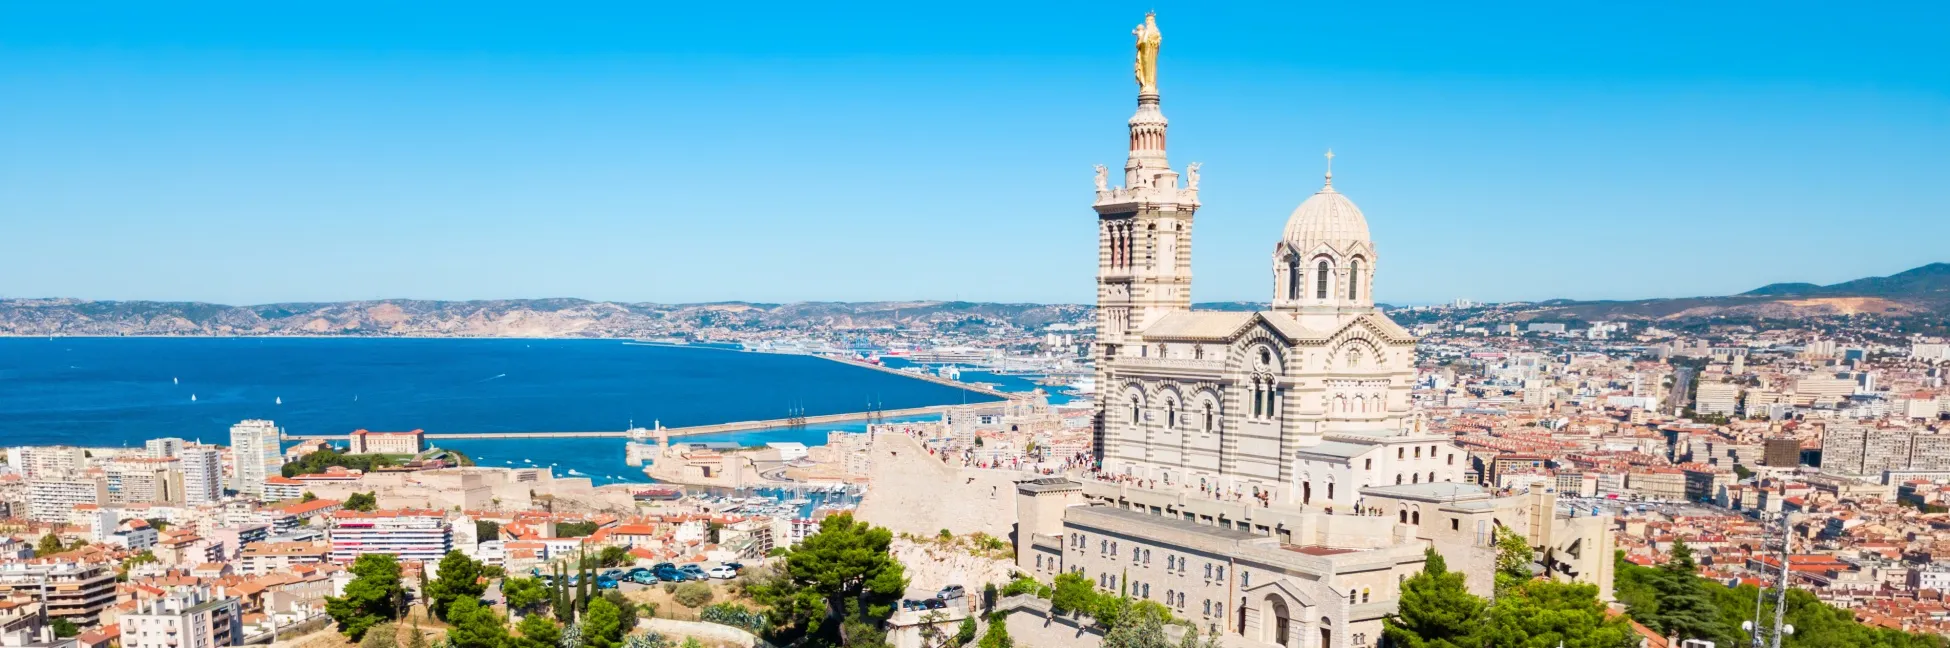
(279, 354, 1021, 443)
(279, 403, 974, 442)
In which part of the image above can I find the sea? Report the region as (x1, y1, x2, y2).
(0, 337, 1044, 485)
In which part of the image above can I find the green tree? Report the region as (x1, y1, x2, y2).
(50, 619, 79, 638)
(1050, 572, 1096, 616)
(302, 491, 319, 502)
(326, 554, 405, 641)
(35, 534, 64, 556)
(1384, 549, 1486, 648)
(602, 591, 639, 636)
(476, 520, 501, 541)
(346, 491, 379, 512)
(750, 513, 907, 641)
(582, 595, 626, 648)
(976, 613, 1012, 648)
(1492, 525, 1535, 596)
(555, 521, 599, 537)
(1099, 600, 1171, 648)
(445, 598, 511, 648)
(1480, 580, 1637, 648)
(427, 550, 488, 621)
(598, 546, 633, 568)
(1643, 539, 1728, 645)
(515, 614, 563, 648)
(504, 576, 550, 615)
(954, 616, 977, 647)
(359, 622, 398, 648)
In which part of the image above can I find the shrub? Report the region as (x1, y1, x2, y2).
(671, 582, 714, 608)
(698, 603, 768, 632)
(359, 622, 398, 648)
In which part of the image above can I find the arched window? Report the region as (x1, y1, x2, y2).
(1216, 566, 1225, 581)
(1414, 447, 1421, 459)
(1316, 260, 1331, 299)
(1349, 259, 1362, 300)
(1130, 398, 1141, 425)
(1362, 588, 1370, 603)
(1166, 401, 1177, 429)
(1327, 483, 1335, 500)
(1430, 471, 1438, 483)
(1399, 510, 1407, 523)
(1202, 403, 1214, 433)
(1412, 473, 1420, 484)
(1412, 511, 1421, 524)
(1287, 260, 1301, 300)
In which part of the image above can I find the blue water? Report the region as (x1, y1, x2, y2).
(0, 338, 1003, 484)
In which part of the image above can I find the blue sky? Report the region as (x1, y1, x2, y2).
(2, 2, 1946, 306)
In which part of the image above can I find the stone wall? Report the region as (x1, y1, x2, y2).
(855, 433, 1022, 538)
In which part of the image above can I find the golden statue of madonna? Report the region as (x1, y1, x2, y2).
(1133, 13, 1161, 94)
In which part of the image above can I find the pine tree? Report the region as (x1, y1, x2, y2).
(1383, 550, 1486, 648)
(1642, 539, 1729, 645)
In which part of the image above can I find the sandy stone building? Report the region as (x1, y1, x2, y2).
(1091, 15, 1461, 512)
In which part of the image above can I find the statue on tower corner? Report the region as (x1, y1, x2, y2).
(1133, 13, 1162, 94)
(1094, 164, 1109, 192)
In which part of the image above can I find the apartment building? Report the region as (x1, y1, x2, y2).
(106, 457, 185, 505)
(227, 420, 284, 499)
(327, 510, 452, 563)
(27, 474, 108, 523)
(123, 587, 242, 648)
(15, 447, 89, 480)
(238, 542, 332, 576)
(178, 448, 224, 505)
(0, 563, 116, 627)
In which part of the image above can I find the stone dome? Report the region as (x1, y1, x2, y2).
(1281, 180, 1371, 254)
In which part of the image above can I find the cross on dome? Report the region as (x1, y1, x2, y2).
(1324, 149, 1335, 187)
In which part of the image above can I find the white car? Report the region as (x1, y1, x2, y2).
(707, 566, 738, 579)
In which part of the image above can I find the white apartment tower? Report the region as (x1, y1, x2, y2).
(228, 419, 284, 499)
(145, 437, 185, 458)
(179, 447, 225, 505)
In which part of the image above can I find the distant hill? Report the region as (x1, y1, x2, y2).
(0, 298, 1091, 338)
(1509, 263, 1950, 321)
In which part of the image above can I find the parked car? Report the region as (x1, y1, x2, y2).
(706, 565, 737, 579)
(652, 562, 676, 572)
(721, 562, 745, 571)
(653, 566, 688, 582)
(596, 575, 620, 590)
(626, 568, 656, 584)
(936, 585, 966, 600)
(601, 569, 626, 580)
(921, 598, 947, 610)
(678, 564, 708, 578)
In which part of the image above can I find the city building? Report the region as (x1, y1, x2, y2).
(1695, 382, 1739, 416)
(326, 510, 452, 563)
(15, 447, 88, 480)
(179, 447, 225, 505)
(1762, 438, 1801, 468)
(228, 420, 284, 499)
(143, 438, 184, 459)
(105, 457, 184, 505)
(0, 563, 116, 627)
(26, 474, 108, 523)
(346, 429, 424, 455)
(123, 587, 242, 648)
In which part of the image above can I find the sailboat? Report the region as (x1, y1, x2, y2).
(190, 394, 197, 402)
(275, 396, 282, 405)
(173, 377, 179, 385)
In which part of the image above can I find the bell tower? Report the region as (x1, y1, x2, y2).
(1092, 12, 1199, 461)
